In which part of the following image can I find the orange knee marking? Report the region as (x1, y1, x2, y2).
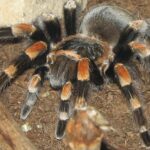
(47, 50, 81, 64)
(25, 41, 47, 60)
(129, 20, 144, 31)
(131, 97, 141, 109)
(77, 58, 90, 81)
(61, 81, 72, 101)
(115, 63, 131, 86)
(29, 74, 41, 88)
(75, 97, 87, 110)
(4, 65, 17, 78)
(12, 23, 36, 36)
(55, 50, 81, 61)
(129, 41, 150, 57)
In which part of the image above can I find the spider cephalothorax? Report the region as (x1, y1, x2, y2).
(0, 0, 150, 150)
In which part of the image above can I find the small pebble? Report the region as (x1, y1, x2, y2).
(21, 123, 32, 132)
(41, 91, 50, 98)
(36, 124, 43, 129)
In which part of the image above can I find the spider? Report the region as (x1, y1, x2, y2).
(0, 0, 150, 149)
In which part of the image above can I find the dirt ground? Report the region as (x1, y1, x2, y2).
(0, 0, 150, 150)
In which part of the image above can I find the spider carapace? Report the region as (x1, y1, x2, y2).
(0, 0, 150, 150)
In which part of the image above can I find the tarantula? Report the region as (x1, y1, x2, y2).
(0, 0, 150, 149)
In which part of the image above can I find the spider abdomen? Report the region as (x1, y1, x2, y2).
(80, 4, 137, 47)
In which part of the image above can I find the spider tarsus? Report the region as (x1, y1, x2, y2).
(20, 103, 33, 120)
(21, 91, 39, 120)
(64, 0, 77, 35)
(55, 82, 72, 139)
(56, 120, 67, 140)
(140, 129, 150, 147)
(101, 139, 120, 150)
(21, 65, 49, 119)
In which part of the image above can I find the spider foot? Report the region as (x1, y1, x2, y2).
(55, 100, 71, 139)
(64, 0, 77, 35)
(20, 92, 38, 120)
(64, 0, 76, 10)
(56, 120, 68, 140)
(140, 127, 150, 147)
(20, 104, 32, 120)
